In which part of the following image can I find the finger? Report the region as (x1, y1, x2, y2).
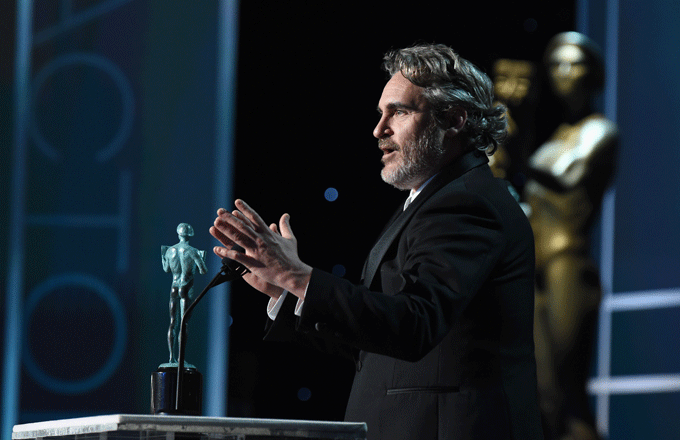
(212, 246, 264, 269)
(213, 211, 259, 247)
(209, 225, 237, 249)
(269, 223, 280, 235)
(210, 224, 248, 254)
(231, 210, 262, 251)
(234, 199, 270, 231)
(212, 245, 229, 258)
(279, 213, 295, 240)
(232, 209, 255, 229)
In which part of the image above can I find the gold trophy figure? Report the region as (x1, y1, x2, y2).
(490, 58, 540, 204)
(525, 32, 618, 440)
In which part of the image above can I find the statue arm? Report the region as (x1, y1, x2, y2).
(196, 250, 208, 275)
(161, 246, 169, 272)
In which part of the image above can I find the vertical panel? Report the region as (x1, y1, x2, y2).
(2, 2, 34, 439)
(205, 0, 240, 417)
(2, 2, 226, 437)
(586, 0, 680, 438)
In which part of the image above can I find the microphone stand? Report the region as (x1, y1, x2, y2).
(175, 256, 249, 412)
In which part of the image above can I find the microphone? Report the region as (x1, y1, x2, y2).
(175, 246, 250, 411)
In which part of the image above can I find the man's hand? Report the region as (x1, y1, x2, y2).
(209, 199, 312, 300)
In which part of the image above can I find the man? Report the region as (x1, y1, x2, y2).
(210, 43, 543, 440)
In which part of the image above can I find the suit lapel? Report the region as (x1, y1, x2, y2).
(360, 203, 403, 282)
(361, 151, 489, 288)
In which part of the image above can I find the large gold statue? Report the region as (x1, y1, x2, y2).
(525, 32, 618, 440)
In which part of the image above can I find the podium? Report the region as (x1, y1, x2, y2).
(12, 414, 367, 439)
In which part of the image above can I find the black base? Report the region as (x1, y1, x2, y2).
(151, 366, 203, 415)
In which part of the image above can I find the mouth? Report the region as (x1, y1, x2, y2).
(379, 140, 399, 160)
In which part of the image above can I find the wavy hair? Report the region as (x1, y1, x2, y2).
(382, 43, 507, 154)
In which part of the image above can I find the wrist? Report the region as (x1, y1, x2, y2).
(268, 286, 285, 300)
(283, 265, 312, 300)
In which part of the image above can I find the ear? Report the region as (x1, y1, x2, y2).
(444, 107, 467, 138)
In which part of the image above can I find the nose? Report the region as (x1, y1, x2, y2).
(373, 114, 391, 139)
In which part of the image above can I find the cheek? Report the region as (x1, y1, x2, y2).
(397, 127, 419, 146)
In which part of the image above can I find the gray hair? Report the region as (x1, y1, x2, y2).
(382, 43, 507, 154)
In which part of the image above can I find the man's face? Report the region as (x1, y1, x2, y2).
(374, 72, 445, 191)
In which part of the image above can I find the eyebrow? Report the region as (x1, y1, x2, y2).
(376, 102, 418, 113)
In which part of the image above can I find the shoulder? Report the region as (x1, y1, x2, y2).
(580, 113, 619, 146)
(413, 165, 529, 236)
(435, 163, 522, 213)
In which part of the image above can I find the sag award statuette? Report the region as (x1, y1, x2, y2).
(152, 223, 207, 415)
(151, 223, 250, 415)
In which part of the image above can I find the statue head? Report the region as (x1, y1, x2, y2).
(177, 223, 195, 239)
(493, 59, 536, 108)
(544, 32, 604, 99)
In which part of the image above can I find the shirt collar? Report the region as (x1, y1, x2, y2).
(403, 174, 437, 210)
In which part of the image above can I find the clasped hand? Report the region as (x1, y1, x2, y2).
(209, 199, 312, 300)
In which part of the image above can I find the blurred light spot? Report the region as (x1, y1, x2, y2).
(524, 18, 538, 33)
(324, 187, 339, 202)
(228, 315, 234, 327)
(332, 264, 347, 277)
(297, 387, 312, 401)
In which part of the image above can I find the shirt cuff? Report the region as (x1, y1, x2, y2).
(266, 291, 288, 320)
(265, 284, 308, 320)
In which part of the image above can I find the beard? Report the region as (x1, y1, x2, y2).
(380, 119, 446, 190)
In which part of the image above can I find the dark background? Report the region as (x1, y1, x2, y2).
(4, 1, 680, 439)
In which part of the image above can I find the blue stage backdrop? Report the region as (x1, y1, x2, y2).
(1, 1, 237, 437)
(575, 0, 680, 438)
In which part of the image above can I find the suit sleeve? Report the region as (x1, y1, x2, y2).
(289, 189, 508, 362)
(264, 285, 359, 360)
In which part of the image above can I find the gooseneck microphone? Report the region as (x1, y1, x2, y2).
(175, 247, 250, 411)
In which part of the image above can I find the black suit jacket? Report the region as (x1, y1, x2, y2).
(266, 151, 543, 440)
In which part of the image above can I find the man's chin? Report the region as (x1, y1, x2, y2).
(381, 169, 412, 191)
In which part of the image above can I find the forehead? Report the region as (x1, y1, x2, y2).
(378, 72, 429, 109)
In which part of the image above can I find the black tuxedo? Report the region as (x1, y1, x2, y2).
(266, 151, 543, 439)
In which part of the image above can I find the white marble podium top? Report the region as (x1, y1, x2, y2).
(12, 414, 367, 439)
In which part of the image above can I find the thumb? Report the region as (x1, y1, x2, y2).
(279, 213, 295, 240)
